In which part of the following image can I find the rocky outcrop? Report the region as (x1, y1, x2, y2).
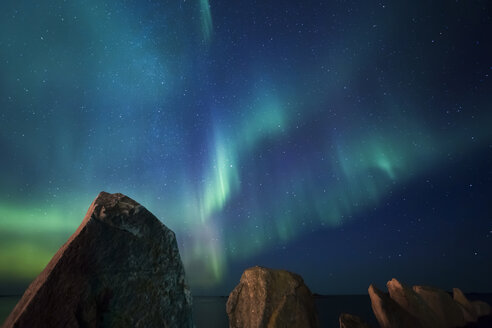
(2, 192, 193, 328)
(368, 284, 422, 328)
(413, 285, 466, 327)
(339, 313, 371, 328)
(386, 279, 442, 328)
(344, 280, 491, 328)
(453, 288, 478, 323)
(226, 266, 319, 328)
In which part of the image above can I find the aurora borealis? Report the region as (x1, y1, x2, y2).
(1, 0, 492, 295)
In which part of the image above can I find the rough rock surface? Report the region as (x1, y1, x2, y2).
(368, 284, 423, 328)
(454, 288, 478, 323)
(339, 313, 370, 328)
(413, 285, 466, 328)
(346, 281, 491, 328)
(2, 192, 193, 328)
(386, 279, 442, 328)
(226, 266, 319, 328)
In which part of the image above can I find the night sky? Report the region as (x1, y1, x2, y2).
(1, 0, 491, 296)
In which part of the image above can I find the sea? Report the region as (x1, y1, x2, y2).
(1, 294, 491, 327)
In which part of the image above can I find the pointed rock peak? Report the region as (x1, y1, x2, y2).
(387, 279, 442, 328)
(2, 192, 192, 328)
(368, 283, 423, 328)
(387, 278, 405, 289)
(368, 284, 385, 297)
(86, 191, 160, 237)
(413, 285, 466, 327)
(362, 282, 489, 328)
(453, 287, 478, 322)
(93, 191, 141, 219)
(453, 288, 465, 301)
(453, 288, 471, 306)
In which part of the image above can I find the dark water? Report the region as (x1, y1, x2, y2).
(192, 295, 378, 327)
(1, 294, 491, 327)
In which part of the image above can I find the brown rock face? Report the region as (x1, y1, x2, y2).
(347, 281, 491, 328)
(453, 288, 478, 323)
(2, 192, 193, 328)
(226, 266, 319, 328)
(413, 285, 466, 328)
(368, 284, 423, 328)
(339, 313, 370, 328)
(386, 279, 442, 328)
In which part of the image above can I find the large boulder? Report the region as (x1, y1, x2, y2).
(453, 288, 478, 323)
(339, 313, 371, 328)
(2, 192, 193, 328)
(386, 279, 442, 328)
(226, 266, 319, 328)
(413, 285, 466, 328)
(368, 284, 423, 328)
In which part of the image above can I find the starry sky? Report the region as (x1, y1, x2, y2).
(0, 0, 491, 296)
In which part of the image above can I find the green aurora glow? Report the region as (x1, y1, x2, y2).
(1, 0, 491, 294)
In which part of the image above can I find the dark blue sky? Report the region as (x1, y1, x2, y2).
(0, 0, 491, 295)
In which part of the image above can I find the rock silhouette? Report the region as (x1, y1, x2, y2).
(413, 285, 466, 327)
(368, 284, 422, 328)
(2, 192, 193, 328)
(386, 279, 442, 328)
(453, 288, 478, 323)
(226, 266, 319, 328)
(342, 279, 491, 328)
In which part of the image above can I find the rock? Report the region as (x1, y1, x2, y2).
(386, 279, 442, 328)
(226, 266, 319, 328)
(453, 288, 478, 323)
(413, 285, 466, 328)
(368, 284, 423, 328)
(472, 300, 491, 317)
(2, 192, 193, 328)
(339, 313, 371, 328)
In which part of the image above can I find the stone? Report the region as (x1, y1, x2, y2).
(386, 279, 442, 328)
(413, 285, 466, 328)
(472, 300, 491, 317)
(2, 192, 193, 328)
(339, 313, 371, 328)
(226, 266, 319, 328)
(453, 288, 478, 323)
(368, 284, 423, 328)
